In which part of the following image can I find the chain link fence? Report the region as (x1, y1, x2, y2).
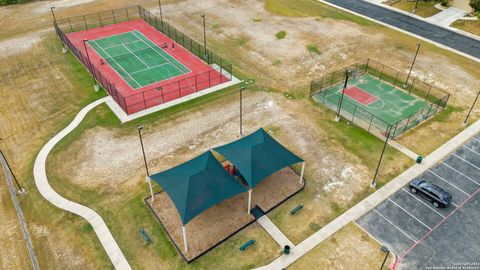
(54, 5, 233, 115)
(310, 59, 450, 138)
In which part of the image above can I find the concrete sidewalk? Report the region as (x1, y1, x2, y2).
(254, 118, 480, 269)
(33, 97, 132, 270)
(426, 7, 468, 27)
(257, 216, 294, 248)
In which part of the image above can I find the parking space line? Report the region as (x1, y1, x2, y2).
(472, 137, 480, 143)
(398, 187, 480, 266)
(387, 198, 432, 230)
(442, 162, 480, 186)
(428, 170, 471, 196)
(452, 153, 480, 170)
(401, 188, 446, 218)
(373, 209, 417, 243)
(462, 145, 480, 156)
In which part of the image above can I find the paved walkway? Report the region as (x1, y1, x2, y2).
(254, 118, 480, 269)
(1, 151, 40, 270)
(426, 7, 468, 27)
(33, 97, 132, 270)
(319, 0, 480, 62)
(257, 216, 294, 248)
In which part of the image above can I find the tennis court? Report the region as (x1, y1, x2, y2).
(88, 30, 190, 89)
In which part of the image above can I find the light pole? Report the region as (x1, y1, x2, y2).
(335, 70, 351, 122)
(0, 139, 25, 194)
(239, 79, 255, 137)
(158, 0, 163, 30)
(405, 43, 421, 87)
(463, 90, 480, 126)
(380, 245, 390, 270)
(371, 125, 392, 188)
(201, 14, 207, 61)
(50, 6, 57, 25)
(137, 126, 150, 181)
(82, 39, 98, 91)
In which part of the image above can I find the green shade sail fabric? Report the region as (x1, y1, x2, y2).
(150, 151, 247, 225)
(213, 128, 303, 188)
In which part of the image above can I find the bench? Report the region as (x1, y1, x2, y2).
(239, 239, 256, 251)
(290, 204, 304, 215)
(139, 228, 153, 244)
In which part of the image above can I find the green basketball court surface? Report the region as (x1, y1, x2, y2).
(312, 74, 430, 133)
(88, 30, 190, 89)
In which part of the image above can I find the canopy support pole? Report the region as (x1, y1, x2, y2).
(182, 225, 188, 252)
(147, 177, 154, 202)
(247, 189, 252, 214)
(300, 162, 305, 184)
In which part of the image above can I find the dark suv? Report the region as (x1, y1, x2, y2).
(409, 180, 452, 208)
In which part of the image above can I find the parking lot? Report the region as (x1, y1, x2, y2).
(357, 135, 480, 269)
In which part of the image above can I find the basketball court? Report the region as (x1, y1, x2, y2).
(310, 61, 449, 138)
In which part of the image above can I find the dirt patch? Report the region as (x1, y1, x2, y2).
(0, 30, 49, 58)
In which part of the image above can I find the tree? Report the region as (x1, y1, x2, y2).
(471, 0, 480, 12)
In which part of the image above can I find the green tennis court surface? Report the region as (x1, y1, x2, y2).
(313, 73, 429, 131)
(88, 30, 190, 89)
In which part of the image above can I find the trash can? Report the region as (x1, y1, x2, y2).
(283, 245, 290, 255)
(416, 156, 423, 164)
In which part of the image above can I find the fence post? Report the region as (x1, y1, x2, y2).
(98, 13, 103, 26)
(403, 114, 412, 133)
(83, 15, 88, 30)
(365, 59, 370, 74)
(112, 10, 116, 24)
(194, 75, 198, 91)
(379, 65, 385, 81)
(368, 114, 374, 132)
(352, 105, 357, 122)
(208, 71, 211, 88)
(393, 71, 399, 88)
(331, 72, 335, 87)
(408, 78, 415, 95)
(424, 85, 432, 102)
(433, 98, 443, 115)
(391, 122, 399, 139)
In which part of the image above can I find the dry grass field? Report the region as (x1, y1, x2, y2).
(1, 0, 480, 269)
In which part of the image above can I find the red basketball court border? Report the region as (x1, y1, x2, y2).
(65, 19, 230, 115)
(344, 86, 379, 106)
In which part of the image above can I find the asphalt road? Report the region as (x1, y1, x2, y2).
(323, 0, 480, 60)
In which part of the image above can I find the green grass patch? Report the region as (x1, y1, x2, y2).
(275, 30, 287, 39)
(306, 44, 321, 55)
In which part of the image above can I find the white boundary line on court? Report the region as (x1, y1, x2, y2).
(131, 30, 190, 75)
(452, 153, 480, 170)
(428, 170, 471, 196)
(103, 39, 143, 50)
(346, 86, 380, 106)
(122, 44, 151, 68)
(441, 162, 480, 186)
(401, 188, 446, 218)
(462, 145, 480, 156)
(130, 62, 172, 75)
(387, 198, 432, 230)
(373, 209, 417, 242)
(90, 40, 142, 88)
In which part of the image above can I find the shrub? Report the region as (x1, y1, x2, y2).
(275, 30, 287, 39)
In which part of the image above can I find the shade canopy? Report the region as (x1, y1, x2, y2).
(214, 128, 303, 188)
(150, 151, 247, 225)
